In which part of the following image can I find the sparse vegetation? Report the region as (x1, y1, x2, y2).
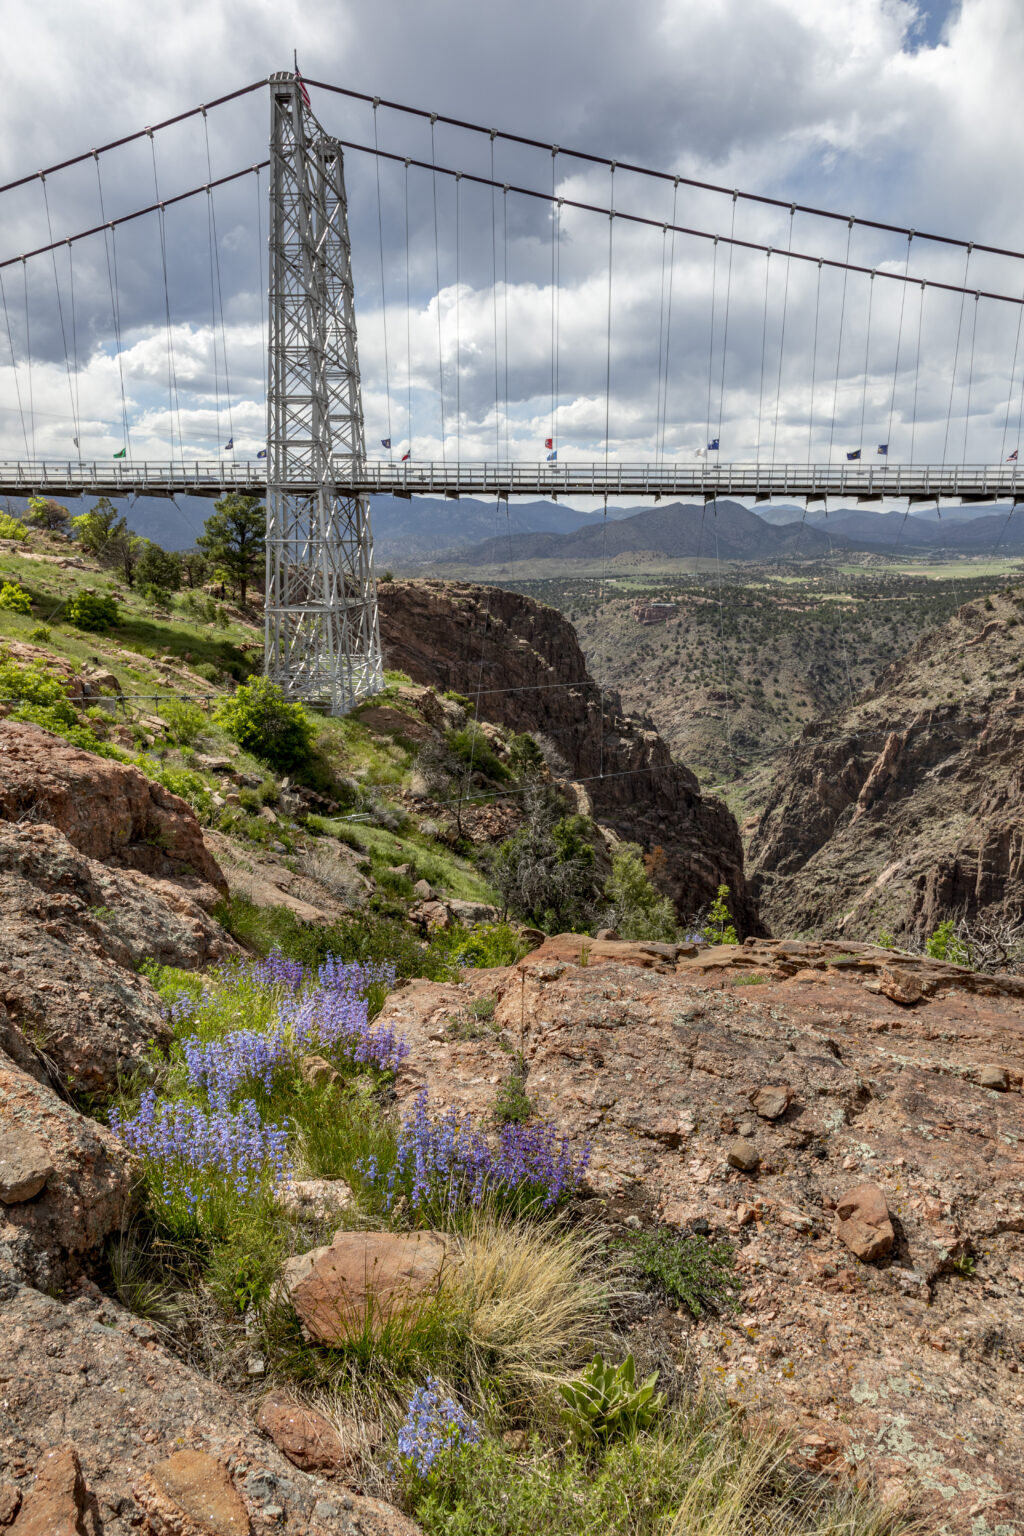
(700, 884, 738, 946)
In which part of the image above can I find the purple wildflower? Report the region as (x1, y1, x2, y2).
(362, 1090, 589, 1216)
(397, 1377, 481, 1479)
(109, 1091, 290, 1211)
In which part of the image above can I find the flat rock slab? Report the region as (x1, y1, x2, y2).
(134, 1450, 250, 1536)
(0, 1126, 52, 1203)
(375, 942, 1024, 1532)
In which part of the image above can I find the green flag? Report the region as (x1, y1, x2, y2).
(113, 447, 126, 459)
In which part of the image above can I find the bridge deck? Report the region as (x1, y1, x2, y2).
(1, 459, 1022, 503)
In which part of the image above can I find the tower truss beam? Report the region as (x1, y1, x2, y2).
(264, 73, 383, 714)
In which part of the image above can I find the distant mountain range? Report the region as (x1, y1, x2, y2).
(4, 487, 1022, 562)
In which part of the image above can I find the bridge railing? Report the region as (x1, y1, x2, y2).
(0, 458, 1020, 501)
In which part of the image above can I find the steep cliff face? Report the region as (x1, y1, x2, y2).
(749, 588, 1024, 940)
(378, 579, 763, 936)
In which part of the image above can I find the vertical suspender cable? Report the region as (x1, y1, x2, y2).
(769, 206, 795, 473)
(94, 155, 131, 461)
(455, 172, 461, 462)
(150, 132, 187, 470)
(255, 166, 267, 444)
(203, 110, 235, 452)
(654, 207, 670, 461)
(754, 250, 771, 468)
(858, 271, 875, 455)
(40, 177, 80, 452)
(404, 159, 413, 454)
(961, 293, 979, 465)
(554, 186, 562, 458)
(598, 165, 616, 780)
(807, 260, 823, 467)
(67, 242, 82, 452)
(204, 174, 223, 452)
(715, 195, 737, 456)
(998, 286, 1024, 465)
(490, 135, 500, 464)
(884, 234, 913, 460)
(372, 103, 394, 459)
(0, 269, 30, 459)
(826, 222, 855, 469)
(910, 282, 925, 466)
(22, 263, 34, 461)
(430, 117, 446, 465)
(659, 179, 679, 466)
(502, 185, 511, 461)
(550, 148, 558, 452)
(940, 245, 973, 468)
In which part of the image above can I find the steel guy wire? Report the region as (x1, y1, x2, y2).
(430, 118, 446, 465)
(373, 104, 394, 459)
(858, 272, 876, 456)
(770, 206, 796, 473)
(203, 111, 235, 453)
(39, 176, 80, 452)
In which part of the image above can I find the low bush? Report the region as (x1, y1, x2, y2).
(925, 917, 971, 966)
(160, 698, 208, 746)
(27, 624, 51, 642)
(602, 843, 678, 942)
(66, 591, 119, 632)
(0, 512, 27, 541)
(214, 675, 315, 771)
(0, 580, 32, 614)
(700, 884, 738, 946)
(618, 1228, 739, 1317)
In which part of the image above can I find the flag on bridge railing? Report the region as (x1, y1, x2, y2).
(547, 450, 557, 461)
(1008, 449, 1018, 462)
(694, 446, 707, 458)
(381, 438, 391, 449)
(544, 437, 553, 449)
(113, 448, 126, 459)
(847, 449, 861, 460)
(257, 449, 267, 459)
(708, 438, 720, 451)
(224, 438, 233, 451)
(401, 451, 411, 462)
(877, 443, 888, 455)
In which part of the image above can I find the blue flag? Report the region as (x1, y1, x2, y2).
(708, 438, 719, 451)
(847, 449, 861, 461)
(547, 450, 557, 461)
(877, 443, 888, 455)
(224, 438, 233, 451)
(257, 449, 267, 460)
(381, 438, 391, 449)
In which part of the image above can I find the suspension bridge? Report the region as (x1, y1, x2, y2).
(2, 70, 1024, 712)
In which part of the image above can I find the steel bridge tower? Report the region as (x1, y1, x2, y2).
(264, 72, 383, 713)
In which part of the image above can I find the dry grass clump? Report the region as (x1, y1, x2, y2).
(446, 1215, 616, 1408)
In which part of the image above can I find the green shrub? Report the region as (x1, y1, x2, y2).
(558, 1353, 665, 1446)
(66, 591, 119, 632)
(0, 513, 27, 542)
(153, 766, 212, 816)
(214, 675, 315, 771)
(160, 698, 208, 746)
(491, 1064, 533, 1126)
(603, 843, 678, 942)
(194, 661, 220, 683)
(0, 655, 77, 726)
(448, 723, 509, 783)
(0, 581, 32, 614)
(491, 795, 600, 934)
(700, 884, 737, 946)
(27, 625, 51, 642)
(617, 1228, 739, 1317)
(925, 918, 971, 966)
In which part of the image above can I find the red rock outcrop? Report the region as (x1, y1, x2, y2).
(375, 937, 1024, 1529)
(0, 823, 234, 1095)
(0, 720, 225, 897)
(749, 589, 1024, 941)
(378, 580, 762, 936)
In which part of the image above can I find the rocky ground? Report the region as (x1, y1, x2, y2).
(376, 937, 1024, 1533)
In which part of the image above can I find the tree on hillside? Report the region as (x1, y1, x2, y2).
(490, 788, 601, 933)
(105, 526, 145, 588)
(136, 541, 182, 592)
(25, 496, 70, 533)
(178, 547, 209, 589)
(197, 493, 265, 605)
(71, 498, 123, 557)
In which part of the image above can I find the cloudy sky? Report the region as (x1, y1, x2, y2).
(2, 0, 1023, 491)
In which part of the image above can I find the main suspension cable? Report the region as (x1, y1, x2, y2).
(311, 78, 1024, 264)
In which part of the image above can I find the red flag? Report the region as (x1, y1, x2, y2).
(295, 71, 311, 109)
(544, 438, 553, 450)
(401, 451, 411, 462)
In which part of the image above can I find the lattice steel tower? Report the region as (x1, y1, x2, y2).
(264, 73, 383, 713)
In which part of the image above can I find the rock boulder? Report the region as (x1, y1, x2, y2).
(281, 1230, 451, 1346)
(835, 1182, 895, 1262)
